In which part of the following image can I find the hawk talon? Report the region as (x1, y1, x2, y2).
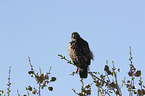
(76, 68, 79, 73)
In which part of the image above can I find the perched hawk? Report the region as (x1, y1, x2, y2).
(68, 32, 93, 78)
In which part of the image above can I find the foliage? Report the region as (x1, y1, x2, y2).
(24, 57, 56, 96)
(0, 57, 56, 96)
(0, 66, 11, 96)
(0, 46, 145, 96)
(58, 46, 145, 96)
(72, 79, 92, 96)
(122, 47, 145, 96)
(7, 66, 11, 96)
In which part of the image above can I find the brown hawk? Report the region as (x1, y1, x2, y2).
(68, 32, 93, 78)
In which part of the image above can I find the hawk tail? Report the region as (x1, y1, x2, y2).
(79, 66, 88, 78)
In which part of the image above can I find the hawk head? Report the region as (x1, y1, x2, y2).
(71, 32, 80, 40)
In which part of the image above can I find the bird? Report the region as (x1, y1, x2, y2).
(68, 32, 93, 78)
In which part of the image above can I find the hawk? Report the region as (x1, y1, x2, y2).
(68, 32, 93, 78)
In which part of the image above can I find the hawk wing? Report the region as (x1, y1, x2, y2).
(68, 38, 93, 78)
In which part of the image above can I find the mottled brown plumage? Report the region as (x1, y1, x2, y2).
(68, 32, 93, 78)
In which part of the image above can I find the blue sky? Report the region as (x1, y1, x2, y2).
(0, 0, 145, 96)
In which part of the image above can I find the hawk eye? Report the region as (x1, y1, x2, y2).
(71, 32, 80, 39)
(72, 34, 76, 38)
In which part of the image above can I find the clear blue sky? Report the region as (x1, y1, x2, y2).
(0, 0, 145, 96)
